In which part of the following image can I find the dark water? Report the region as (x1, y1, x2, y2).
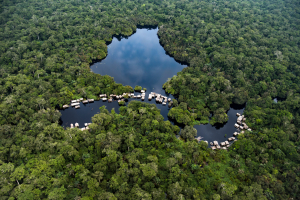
(59, 27, 245, 144)
(59, 98, 173, 128)
(194, 104, 244, 145)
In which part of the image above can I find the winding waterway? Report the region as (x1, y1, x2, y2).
(60, 27, 245, 145)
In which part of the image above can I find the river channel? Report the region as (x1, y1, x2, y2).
(60, 27, 245, 144)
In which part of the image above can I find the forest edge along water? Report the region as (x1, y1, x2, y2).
(3, 0, 299, 198)
(59, 27, 246, 146)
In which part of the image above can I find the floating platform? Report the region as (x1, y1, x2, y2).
(71, 102, 80, 106)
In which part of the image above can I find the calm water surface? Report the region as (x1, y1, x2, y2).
(60, 27, 245, 144)
(60, 27, 185, 127)
(91, 28, 186, 94)
(194, 104, 244, 145)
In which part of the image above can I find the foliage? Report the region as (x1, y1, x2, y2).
(0, 0, 300, 199)
(134, 85, 142, 91)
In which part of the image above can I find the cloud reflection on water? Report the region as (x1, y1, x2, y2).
(91, 28, 186, 93)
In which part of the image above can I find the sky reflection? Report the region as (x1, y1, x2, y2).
(91, 28, 186, 93)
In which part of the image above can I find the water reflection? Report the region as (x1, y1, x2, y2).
(61, 27, 186, 128)
(90, 28, 186, 94)
(60, 27, 246, 145)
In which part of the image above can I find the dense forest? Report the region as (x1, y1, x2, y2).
(0, 0, 300, 199)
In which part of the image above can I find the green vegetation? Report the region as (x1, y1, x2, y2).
(118, 101, 126, 106)
(168, 102, 197, 125)
(134, 85, 143, 91)
(0, 0, 300, 199)
(0, 101, 268, 199)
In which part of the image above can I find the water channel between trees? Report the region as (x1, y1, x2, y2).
(60, 27, 245, 144)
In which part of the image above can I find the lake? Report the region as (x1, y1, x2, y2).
(59, 27, 245, 145)
(91, 27, 187, 94)
(60, 27, 186, 127)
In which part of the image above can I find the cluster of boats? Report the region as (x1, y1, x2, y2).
(210, 140, 230, 150)
(70, 122, 91, 131)
(210, 113, 251, 150)
(100, 91, 146, 103)
(148, 92, 172, 106)
(234, 113, 251, 131)
(63, 98, 94, 109)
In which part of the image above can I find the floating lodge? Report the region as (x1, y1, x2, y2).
(210, 113, 252, 150)
(62, 91, 174, 109)
(63, 93, 252, 151)
(69, 122, 91, 131)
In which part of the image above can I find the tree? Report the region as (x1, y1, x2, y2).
(48, 186, 67, 200)
(140, 162, 158, 179)
(218, 182, 237, 198)
(10, 165, 25, 190)
(36, 97, 46, 110)
(168, 182, 182, 200)
(4, 92, 14, 108)
(180, 126, 197, 141)
(166, 157, 177, 170)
